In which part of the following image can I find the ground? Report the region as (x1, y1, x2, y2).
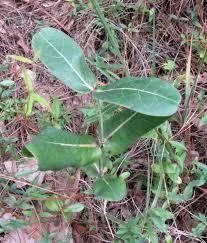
(0, 0, 207, 242)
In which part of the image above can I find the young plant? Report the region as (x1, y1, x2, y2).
(24, 27, 181, 202)
(116, 207, 173, 242)
(22, 69, 51, 117)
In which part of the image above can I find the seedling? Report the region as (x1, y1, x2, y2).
(22, 69, 51, 117)
(23, 27, 180, 203)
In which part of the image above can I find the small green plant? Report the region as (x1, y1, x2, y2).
(116, 208, 173, 242)
(0, 136, 18, 159)
(9, 54, 51, 118)
(0, 79, 18, 121)
(23, 27, 180, 204)
(192, 213, 207, 239)
(39, 96, 71, 129)
(22, 69, 51, 117)
(19, 27, 180, 242)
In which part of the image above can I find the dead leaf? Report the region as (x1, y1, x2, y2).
(47, 217, 73, 242)
(3, 229, 36, 243)
(0, 213, 15, 224)
(4, 159, 45, 187)
(24, 221, 42, 242)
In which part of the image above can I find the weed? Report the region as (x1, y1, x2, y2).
(0, 136, 18, 159)
(0, 79, 18, 122)
(17, 26, 181, 242)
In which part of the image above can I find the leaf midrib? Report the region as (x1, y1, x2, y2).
(46, 141, 97, 148)
(96, 87, 178, 104)
(103, 178, 121, 200)
(104, 112, 137, 142)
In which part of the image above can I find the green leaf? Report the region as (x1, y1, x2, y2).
(163, 161, 182, 184)
(199, 112, 207, 127)
(25, 127, 102, 170)
(119, 172, 130, 180)
(31, 93, 51, 110)
(80, 104, 119, 125)
(93, 175, 127, 201)
(103, 109, 169, 155)
(148, 208, 173, 233)
(162, 60, 175, 71)
(64, 203, 85, 213)
(194, 162, 207, 172)
(39, 212, 53, 218)
(0, 64, 8, 72)
(82, 163, 101, 177)
(170, 141, 187, 152)
(22, 210, 34, 217)
(45, 199, 63, 212)
(192, 223, 206, 237)
(94, 77, 181, 117)
(22, 69, 35, 92)
(0, 79, 15, 87)
(0, 219, 28, 232)
(116, 217, 143, 242)
(24, 93, 35, 117)
(150, 208, 173, 220)
(52, 97, 61, 120)
(32, 27, 96, 94)
(165, 234, 173, 243)
(9, 55, 33, 64)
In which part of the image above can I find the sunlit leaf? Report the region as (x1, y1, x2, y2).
(0, 79, 15, 87)
(64, 203, 85, 213)
(44, 199, 63, 212)
(32, 27, 96, 93)
(148, 208, 173, 232)
(94, 77, 181, 117)
(199, 112, 207, 127)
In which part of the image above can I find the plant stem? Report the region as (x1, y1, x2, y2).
(151, 173, 164, 208)
(151, 143, 166, 209)
(98, 100, 104, 143)
(156, 128, 177, 163)
(97, 100, 104, 176)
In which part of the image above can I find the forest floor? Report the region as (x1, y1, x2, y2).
(0, 0, 207, 242)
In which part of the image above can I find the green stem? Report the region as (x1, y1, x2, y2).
(98, 101, 104, 143)
(151, 173, 164, 208)
(156, 129, 177, 163)
(97, 100, 104, 176)
(151, 138, 166, 209)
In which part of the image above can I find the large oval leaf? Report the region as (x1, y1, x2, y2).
(25, 127, 102, 171)
(103, 109, 168, 155)
(32, 27, 96, 94)
(93, 175, 127, 201)
(94, 77, 181, 117)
